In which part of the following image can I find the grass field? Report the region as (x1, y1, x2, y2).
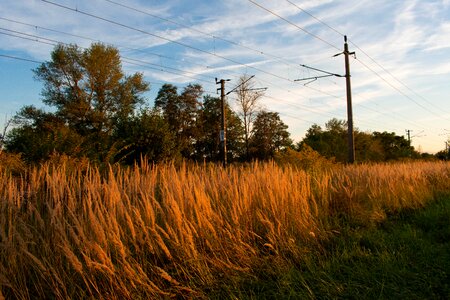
(0, 158, 449, 299)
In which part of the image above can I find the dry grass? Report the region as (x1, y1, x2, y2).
(0, 158, 449, 299)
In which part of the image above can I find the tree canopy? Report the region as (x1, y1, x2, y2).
(7, 43, 149, 162)
(300, 118, 419, 163)
(4, 43, 438, 165)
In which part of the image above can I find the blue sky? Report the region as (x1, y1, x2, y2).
(1, 0, 450, 153)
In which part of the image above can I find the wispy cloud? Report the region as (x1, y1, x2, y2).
(1, 0, 450, 152)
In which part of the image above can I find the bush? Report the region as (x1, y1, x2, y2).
(274, 145, 335, 171)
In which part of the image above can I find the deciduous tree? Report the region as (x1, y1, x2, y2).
(7, 43, 149, 162)
(250, 110, 292, 160)
(235, 75, 264, 160)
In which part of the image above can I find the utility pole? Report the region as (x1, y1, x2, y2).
(405, 129, 412, 145)
(296, 37, 356, 164)
(343, 36, 355, 163)
(333, 35, 356, 163)
(216, 78, 230, 167)
(298, 37, 355, 163)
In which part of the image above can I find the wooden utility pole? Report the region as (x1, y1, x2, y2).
(216, 78, 230, 167)
(298, 35, 356, 164)
(343, 36, 355, 163)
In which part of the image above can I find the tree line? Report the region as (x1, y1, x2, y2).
(3, 43, 442, 165)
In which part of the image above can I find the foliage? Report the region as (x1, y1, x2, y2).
(301, 118, 419, 163)
(372, 131, 417, 160)
(250, 110, 292, 160)
(274, 144, 335, 171)
(6, 106, 84, 162)
(436, 149, 450, 160)
(5, 43, 149, 163)
(3, 43, 441, 165)
(155, 83, 203, 158)
(114, 109, 179, 164)
(195, 95, 244, 161)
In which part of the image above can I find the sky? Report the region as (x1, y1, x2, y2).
(1, 0, 450, 153)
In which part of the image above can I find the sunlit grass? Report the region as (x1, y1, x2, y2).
(0, 158, 449, 299)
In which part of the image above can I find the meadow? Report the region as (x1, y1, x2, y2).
(0, 156, 449, 299)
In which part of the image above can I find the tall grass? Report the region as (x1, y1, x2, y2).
(0, 159, 449, 299)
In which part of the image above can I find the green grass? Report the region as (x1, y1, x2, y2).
(216, 197, 450, 299)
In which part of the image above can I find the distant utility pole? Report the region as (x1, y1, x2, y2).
(405, 129, 412, 145)
(215, 76, 266, 167)
(216, 78, 230, 167)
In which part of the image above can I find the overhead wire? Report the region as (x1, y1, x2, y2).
(39, 0, 355, 116)
(354, 58, 448, 120)
(0, 54, 42, 64)
(349, 40, 450, 115)
(283, 0, 450, 121)
(0, 27, 217, 87)
(40, 0, 299, 84)
(0, 16, 254, 92)
(284, 0, 344, 37)
(246, 0, 341, 51)
(0, 16, 236, 76)
(7, 1, 445, 149)
(102, 0, 332, 72)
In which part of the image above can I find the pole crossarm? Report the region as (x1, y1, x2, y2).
(294, 74, 336, 82)
(294, 64, 343, 83)
(226, 75, 255, 95)
(243, 87, 268, 92)
(299, 64, 343, 77)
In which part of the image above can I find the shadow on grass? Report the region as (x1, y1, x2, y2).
(213, 198, 450, 299)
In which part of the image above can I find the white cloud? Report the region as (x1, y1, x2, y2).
(1, 0, 449, 152)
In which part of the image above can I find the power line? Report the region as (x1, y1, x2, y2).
(284, 0, 344, 37)
(282, 0, 450, 121)
(0, 54, 42, 64)
(0, 16, 249, 84)
(0, 16, 223, 74)
(40, 0, 299, 84)
(1, 27, 217, 87)
(10, 3, 348, 114)
(0, 17, 414, 135)
(246, 0, 341, 51)
(2, 22, 348, 122)
(44, 0, 352, 109)
(352, 90, 439, 131)
(103, 0, 329, 73)
(0, 27, 62, 45)
(354, 58, 448, 121)
(349, 40, 450, 115)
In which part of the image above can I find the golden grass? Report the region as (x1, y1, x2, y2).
(0, 159, 449, 299)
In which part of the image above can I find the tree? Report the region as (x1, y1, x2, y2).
(5, 106, 83, 162)
(7, 43, 149, 162)
(114, 109, 178, 164)
(195, 95, 244, 161)
(300, 119, 419, 163)
(250, 110, 292, 160)
(155, 84, 180, 131)
(235, 75, 264, 160)
(372, 131, 417, 160)
(300, 118, 347, 162)
(35, 43, 148, 135)
(0, 116, 12, 154)
(154, 83, 203, 158)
